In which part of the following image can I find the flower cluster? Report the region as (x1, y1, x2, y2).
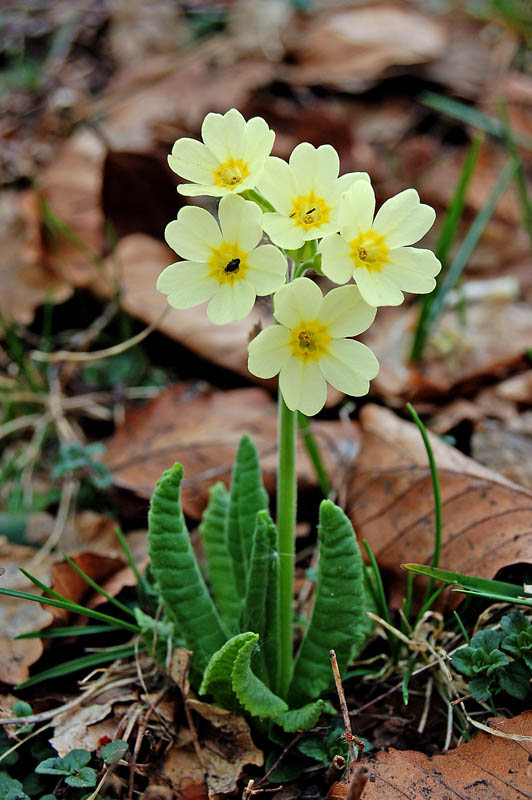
(157, 108, 441, 415)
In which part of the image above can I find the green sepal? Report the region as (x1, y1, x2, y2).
(148, 463, 228, 671)
(226, 435, 269, 600)
(200, 632, 288, 719)
(199, 482, 240, 631)
(241, 510, 279, 684)
(274, 698, 335, 733)
(288, 500, 368, 707)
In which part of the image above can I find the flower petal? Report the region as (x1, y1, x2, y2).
(279, 357, 327, 416)
(320, 339, 379, 396)
(289, 143, 339, 195)
(165, 207, 222, 260)
(177, 183, 228, 197)
(273, 277, 323, 328)
(381, 247, 441, 294)
(335, 171, 370, 196)
(320, 234, 354, 285)
(262, 212, 305, 249)
(218, 194, 263, 251)
(156, 261, 217, 308)
(201, 108, 245, 162)
(257, 157, 297, 214)
(319, 285, 376, 337)
(168, 138, 218, 183)
(242, 116, 275, 169)
(338, 180, 376, 235)
(248, 325, 291, 378)
(353, 267, 405, 307)
(373, 188, 436, 247)
(207, 279, 255, 324)
(245, 244, 287, 295)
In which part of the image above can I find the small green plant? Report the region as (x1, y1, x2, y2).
(452, 611, 532, 702)
(51, 442, 113, 490)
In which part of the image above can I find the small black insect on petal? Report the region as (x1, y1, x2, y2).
(224, 258, 241, 273)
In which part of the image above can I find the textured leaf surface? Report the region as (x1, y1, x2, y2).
(241, 511, 279, 683)
(274, 698, 333, 733)
(232, 632, 288, 718)
(148, 463, 228, 670)
(289, 500, 368, 707)
(199, 482, 240, 630)
(226, 435, 269, 600)
(199, 632, 253, 711)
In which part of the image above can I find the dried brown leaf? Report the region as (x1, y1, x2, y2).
(359, 711, 532, 799)
(0, 190, 70, 326)
(289, 5, 446, 90)
(104, 383, 360, 517)
(50, 551, 125, 622)
(347, 405, 532, 608)
(158, 698, 263, 797)
(0, 538, 54, 684)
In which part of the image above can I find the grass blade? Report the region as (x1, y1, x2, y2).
(410, 134, 482, 361)
(420, 91, 532, 150)
(498, 101, 532, 252)
(61, 552, 136, 619)
(16, 624, 118, 640)
(424, 160, 516, 332)
(402, 563, 524, 597)
(0, 586, 139, 633)
(16, 644, 138, 689)
(297, 412, 332, 497)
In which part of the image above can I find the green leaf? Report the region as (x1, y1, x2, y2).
(264, 520, 281, 698)
(148, 463, 228, 671)
(199, 482, 240, 630)
(469, 674, 492, 702)
(36, 749, 91, 776)
(288, 500, 368, 707)
(200, 632, 288, 719)
(274, 698, 334, 733)
(134, 607, 178, 669)
(0, 772, 30, 800)
(241, 511, 279, 684)
(17, 644, 137, 689)
(101, 740, 128, 764)
(232, 633, 288, 718)
(499, 661, 531, 700)
(65, 767, 97, 788)
(402, 564, 524, 598)
(226, 435, 269, 601)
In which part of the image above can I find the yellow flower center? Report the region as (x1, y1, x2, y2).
(349, 229, 389, 272)
(209, 243, 248, 284)
(289, 191, 331, 231)
(289, 319, 331, 361)
(213, 157, 250, 189)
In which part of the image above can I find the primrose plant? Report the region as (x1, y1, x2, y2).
(146, 108, 441, 731)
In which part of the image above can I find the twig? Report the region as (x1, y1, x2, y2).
(330, 650, 365, 762)
(31, 308, 168, 363)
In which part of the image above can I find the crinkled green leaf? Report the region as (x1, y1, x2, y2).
(36, 749, 91, 776)
(241, 511, 279, 684)
(101, 740, 128, 764)
(148, 463, 228, 670)
(469, 674, 492, 702)
(199, 482, 240, 631)
(200, 631, 288, 719)
(226, 435, 269, 599)
(65, 767, 97, 788)
(199, 632, 252, 711)
(470, 628, 504, 653)
(0, 772, 29, 800)
(499, 660, 531, 700)
(288, 500, 368, 707)
(274, 698, 334, 733)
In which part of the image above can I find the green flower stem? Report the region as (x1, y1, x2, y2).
(277, 392, 297, 699)
(241, 188, 276, 213)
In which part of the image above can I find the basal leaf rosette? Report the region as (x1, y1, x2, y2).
(257, 143, 370, 249)
(320, 182, 441, 306)
(168, 108, 275, 197)
(157, 194, 287, 324)
(248, 277, 378, 416)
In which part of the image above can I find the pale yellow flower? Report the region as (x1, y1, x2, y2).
(320, 182, 441, 306)
(168, 108, 275, 197)
(257, 143, 369, 249)
(248, 278, 378, 416)
(157, 194, 286, 324)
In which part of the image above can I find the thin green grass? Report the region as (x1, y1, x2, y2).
(410, 135, 482, 361)
(402, 564, 532, 606)
(297, 412, 332, 497)
(16, 644, 139, 689)
(17, 624, 118, 640)
(498, 100, 532, 252)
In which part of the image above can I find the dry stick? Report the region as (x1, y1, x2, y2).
(329, 650, 365, 762)
(31, 307, 169, 363)
(253, 732, 304, 788)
